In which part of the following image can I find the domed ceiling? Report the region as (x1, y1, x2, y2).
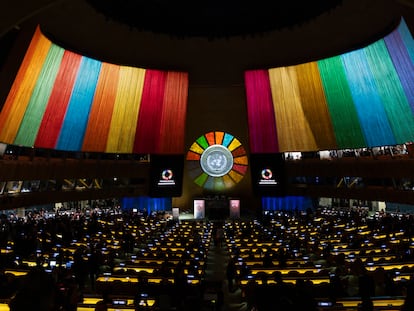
(0, 0, 408, 85)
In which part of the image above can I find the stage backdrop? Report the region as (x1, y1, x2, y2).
(245, 18, 414, 153)
(0, 26, 188, 155)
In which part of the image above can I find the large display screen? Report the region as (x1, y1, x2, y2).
(149, 154, 184, 197)
(250, 153, 285, 196)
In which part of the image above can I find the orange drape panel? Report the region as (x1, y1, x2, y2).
(295, 62, 337, 150)
(82, 63, 120, 152)
(0, 27, 51, 143)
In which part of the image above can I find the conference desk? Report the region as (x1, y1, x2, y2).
(78, 308, 152, 311)
(125, 258, 205, 266)
(241, 259, 307, 267)
(335, 297, 404, 308)
(96, 275, 200, 285)
(331, 248, 391, 256)
(4, 270, 28, 276)
(365, 262, 414, 272)
(357, 256, 397, 263)
(315, 297, 405, 310)
(239, 276, 330, 286)
(77, 297, 155, 311)
(246, 267, 323, 276)
(113, 265, 204, 276)
(0, 248, 13, 255)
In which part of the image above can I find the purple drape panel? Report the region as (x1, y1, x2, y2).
(384, 30, 414, 114)
(244, 70, 279, 153)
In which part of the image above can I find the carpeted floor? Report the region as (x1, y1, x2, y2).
(203, 238, 248, 311)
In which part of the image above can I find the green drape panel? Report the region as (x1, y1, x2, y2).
(317, 56, 366, 148)
(14, 44, 64, 146)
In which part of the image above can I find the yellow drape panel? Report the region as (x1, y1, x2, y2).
(82, 63, 120, 152)
(295, 62, 337, 150)
(0, 27, 51, 143)
(158, 71, 188, 153)
(268, 67, 317, 151)
(106, 66, 145, 153)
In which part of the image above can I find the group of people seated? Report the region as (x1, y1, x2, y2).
(1, 205, 414, 310)
(223, 208, 414, 310)
(0, 206, 213, 310)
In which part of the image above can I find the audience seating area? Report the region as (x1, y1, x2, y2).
(0, 207, 414, 310)
(223, 208, 414, 310)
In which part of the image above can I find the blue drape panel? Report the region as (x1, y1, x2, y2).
(262, 196, 312, 212)
(57, 57, 102, 150)
(365, 40, 414, 142)
(341, 50, 396, 147)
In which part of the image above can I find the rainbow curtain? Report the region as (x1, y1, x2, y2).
(245, 18, 414, 153)
(0, 26, 189, 154)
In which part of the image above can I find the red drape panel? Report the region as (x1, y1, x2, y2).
(34, 51, 82, 148)
(244, 70, 279, 153)
(158, 71, 189, 153)
(133, 70, 167, 154)
(82, 63, 120, 152)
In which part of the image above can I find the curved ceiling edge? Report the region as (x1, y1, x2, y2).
(3, 0, 404, 85)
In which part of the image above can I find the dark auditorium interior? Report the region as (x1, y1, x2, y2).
(2, 0, 414, 310)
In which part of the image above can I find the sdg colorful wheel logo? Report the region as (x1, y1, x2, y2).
(161, 169, 174, 180)
(261, 168, 273, 180)
(186, 131, 248, 191)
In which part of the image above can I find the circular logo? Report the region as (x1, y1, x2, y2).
(261, 168, 273, 180)
(161, 169, 173, 180)
(186, 131, 248, 191)
(200, 144, 233, 177)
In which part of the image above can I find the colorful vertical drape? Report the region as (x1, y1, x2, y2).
(0, 26, 189, 154)
(245, 18, 414, 153)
